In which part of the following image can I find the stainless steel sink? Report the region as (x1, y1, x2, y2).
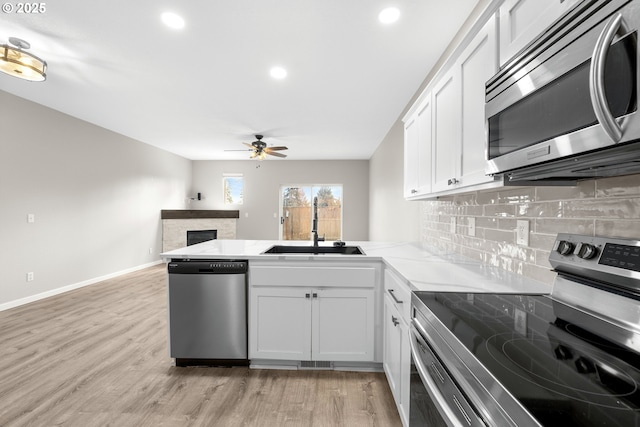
(262, 245, 365, 255)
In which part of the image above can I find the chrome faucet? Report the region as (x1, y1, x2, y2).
(312, 196, 324, 248)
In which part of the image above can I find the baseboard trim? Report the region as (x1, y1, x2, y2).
(0, 260, 163, 312)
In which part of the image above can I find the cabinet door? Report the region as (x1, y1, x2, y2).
(383, 295, 410, 426)
(458, 14, 498, 188)
(416, 97, 433, 195)
(404, 96, 433, 199)
(383, 296, 402, 404)
(404, 115, 420, 198)
(312, 288, 374, 362)
(249, 287, 312, 360)
(499, 0, 580, 66)
(431, 69, 460, 193)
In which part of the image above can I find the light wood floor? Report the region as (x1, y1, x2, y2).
(0, 264, 401, 427)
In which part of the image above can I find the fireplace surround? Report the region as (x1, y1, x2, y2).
(161, 210, 239, 252)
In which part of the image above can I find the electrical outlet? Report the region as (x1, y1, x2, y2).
(468, 217, 476, 237)
(27, 214, 35, 223)
(26, 272, 34, 282)
(516, 220, 529, 246)
(450, 217, 456, 234)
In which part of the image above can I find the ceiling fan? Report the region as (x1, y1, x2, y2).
(226, 135, 288, 160)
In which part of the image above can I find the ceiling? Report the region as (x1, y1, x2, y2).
(0, 0, 479, 161)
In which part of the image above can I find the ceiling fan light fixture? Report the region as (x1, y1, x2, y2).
(0, 37, 47, 82)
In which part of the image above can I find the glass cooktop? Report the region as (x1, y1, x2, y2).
(413, 291, 640, 426)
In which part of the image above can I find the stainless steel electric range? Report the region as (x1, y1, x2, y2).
(410, 233, 640, 426)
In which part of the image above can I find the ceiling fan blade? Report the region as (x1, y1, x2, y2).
(266, 151, 287, 158)
(224, 149, 253, 152)
(243, 142, 255, 148)
(265, 146, 288, 151)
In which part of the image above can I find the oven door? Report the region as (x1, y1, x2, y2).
(485, 0, 639, 177)
(409, 322, 484, 427)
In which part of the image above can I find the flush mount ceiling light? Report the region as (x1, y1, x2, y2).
(378, 7, 400, 24)
(161, 12, 185, 29)
(270, 66, 287, 79)
(0, 37, 47, 82)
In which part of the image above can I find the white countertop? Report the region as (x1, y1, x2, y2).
(161, 240, 552, 294)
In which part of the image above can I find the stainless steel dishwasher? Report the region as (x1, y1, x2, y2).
(167, 259, 248, 366)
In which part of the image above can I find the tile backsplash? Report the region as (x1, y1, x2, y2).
(420, 174, 640, 286)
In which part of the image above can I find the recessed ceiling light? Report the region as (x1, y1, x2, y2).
(161, 12, 185, 30)
(379, 7, 400, 24)
(270, 66, 287, 79)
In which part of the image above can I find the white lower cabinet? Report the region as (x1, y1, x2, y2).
(250, 286, 375, 361)
(251, 287, 312, 360)
(314, 288, 375, 361)
(383, 269, 411, 426)
(249, 262, 379, 363)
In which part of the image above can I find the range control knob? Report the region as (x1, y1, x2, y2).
(554, 345, 573, 360)
(577, 243, 598, 260)
(557, 241, 574, 256)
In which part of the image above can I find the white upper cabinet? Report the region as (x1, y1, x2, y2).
(407, 13, 499, 197)
(499, 0, 580, 66)
(404, 0, 587, 199)
(431, 69, 461, 193)
(404, 95, 432, 198)
(458, 13, 499, 187)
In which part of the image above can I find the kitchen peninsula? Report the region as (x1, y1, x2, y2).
(162, 239, 550, 425)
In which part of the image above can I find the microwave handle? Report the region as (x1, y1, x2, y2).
(589, 13, 628, 143)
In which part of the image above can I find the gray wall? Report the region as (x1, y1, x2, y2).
(191, 160, 370, 240)
(0, 90, 192, 307)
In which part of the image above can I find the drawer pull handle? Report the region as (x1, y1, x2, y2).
(391, 315, 400, 327)
(388, 289, 403, 304)
(305, 293, 311, 299)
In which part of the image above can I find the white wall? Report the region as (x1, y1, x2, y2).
(191, 160, 369, 241)
(0, 90, 192, 307)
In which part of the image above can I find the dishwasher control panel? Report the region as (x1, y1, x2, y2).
(168, 259, 248, 274)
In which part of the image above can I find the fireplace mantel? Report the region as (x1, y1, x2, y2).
(161, 210, 239, 219)
(161, 210, 239, 252)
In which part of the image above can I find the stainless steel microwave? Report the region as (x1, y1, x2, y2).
(485, 0, 640, 182)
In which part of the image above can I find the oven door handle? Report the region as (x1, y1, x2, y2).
(410, 320, 466, 427)
(589, 12, 628, 143)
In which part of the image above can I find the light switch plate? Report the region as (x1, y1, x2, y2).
(516, 220, 529, 246)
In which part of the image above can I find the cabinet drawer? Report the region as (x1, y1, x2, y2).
(384, 269, 411, 320)
(250, 265, 376, 288)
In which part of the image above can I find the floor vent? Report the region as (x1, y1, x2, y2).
(298, 361, 334, 370)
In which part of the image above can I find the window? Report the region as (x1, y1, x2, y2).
(280, 185, 343, 241)
(223, 175, 243, 205)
